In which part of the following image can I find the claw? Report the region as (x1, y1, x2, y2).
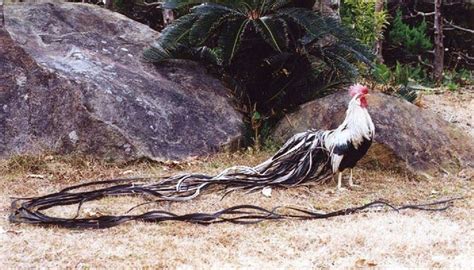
(348, 169, 360, 187)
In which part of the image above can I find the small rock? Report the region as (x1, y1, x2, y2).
(68, 130, 79, 145)
(27, 174, 45, 179)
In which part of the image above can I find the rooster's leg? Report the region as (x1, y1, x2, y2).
(348, 169, 360, 187)
(337, 172, 343, 190)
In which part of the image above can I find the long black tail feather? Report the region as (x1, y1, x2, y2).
(10, 195, 462, 229)
(8, 131, 462, 229)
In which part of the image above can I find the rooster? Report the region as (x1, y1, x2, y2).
(249, 83, 375, 190)
(322, 84, 375, 189)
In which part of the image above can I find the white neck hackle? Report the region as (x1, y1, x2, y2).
(324, 93, 375, 151)
(340, 94, 375, 143)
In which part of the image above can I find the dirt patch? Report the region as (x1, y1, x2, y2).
(1, 152, 472, 268)
(422, 89, 474, 137)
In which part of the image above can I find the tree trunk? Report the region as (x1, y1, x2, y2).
(162, 9, 175, 26)
(433, 0, 444, 84)
(0, 0, 4, 28)
(374, 0, 384, 63)
(105, 0, 113, 10)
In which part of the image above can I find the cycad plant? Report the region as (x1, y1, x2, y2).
(144, 0, 373, 117)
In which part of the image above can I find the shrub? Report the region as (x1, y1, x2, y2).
(372, 62, 430, 103)
(143, 0, 374, 116)
(341, 0, 389, 47)
(443, 68, 473, 91)
(389, 9, 432, 55)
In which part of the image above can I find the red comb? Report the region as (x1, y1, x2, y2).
(349, 84, 368, 96)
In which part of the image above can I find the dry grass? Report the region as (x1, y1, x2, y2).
(0, 151, 473, 268)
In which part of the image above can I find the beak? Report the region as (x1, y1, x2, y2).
(363, 93, 371, 102)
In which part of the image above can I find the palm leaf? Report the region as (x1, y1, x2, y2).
(144, 0, 375, 118)
(253, 16, 289, 51)
(218, 18, 250, 64)
(268, 0, 291, 12)
(143, 14, 198, 62)
(163, 0, 246, 9)
(143, 44, 173, 62)
(184, 46, 223, 66)
(189, 10, 236, 46)
(191, 2, 243, 14)
(319, 48, 358, 78)
(162, 0, 205, 9)
(277, 8, 326, 39)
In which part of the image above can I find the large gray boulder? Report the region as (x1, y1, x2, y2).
(0, 3, 243, 161)
(273, 91, 474, 176)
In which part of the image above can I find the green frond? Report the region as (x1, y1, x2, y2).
(143, 14, 198, 62)
(268, 0, 291, 12)
(263, 52, 292, 70)
(184, 46, 223, 65)
(162, 0, 206, 9)
(218, 18, 250, 64)
(253, 16, 289, 51)
(191, 2, 243, 15)
(277, 8, 327, 39)
(143, 45, 174, 63)
(145, 0, 375, 117)
(339, 43, 373, 67)
(189, 10, 235, 46)
(163, 0, 248, 9)
(319, 47, 358, 78)
(299, 15, 374, 68)
(195, 46, 223, 65)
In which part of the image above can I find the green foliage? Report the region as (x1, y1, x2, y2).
(389, 9, 432, 54)
(372, 62, 430, 103)
(444, 81, 459, 92)
(442, 69, 473, 91)
(393, 61, 410, 86)
(372, 63, 391, 84)
(144, 0, 373, 147)
(373, 62, 427, 86)
(341, 0, 389, 46)
(444, 68, 473, 87)
(396, 85, 418, 103)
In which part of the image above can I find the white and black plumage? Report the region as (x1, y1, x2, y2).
(321, 83, 375, 189)
(10, 84, 375, 227)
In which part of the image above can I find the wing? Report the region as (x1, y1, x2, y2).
(325, 128, 352, 173)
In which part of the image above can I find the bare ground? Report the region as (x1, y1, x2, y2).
(0, 150, 473, 269)
(422, 88, 474, 137)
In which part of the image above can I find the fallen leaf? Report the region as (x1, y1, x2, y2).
(262, 187, 272, 198)
(120, 170, 135, 175)
(27, 174, 45, 179)
(367, 261, 377, 267)
(355, 259, 366, 268)
(84, 209, 103, 218)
